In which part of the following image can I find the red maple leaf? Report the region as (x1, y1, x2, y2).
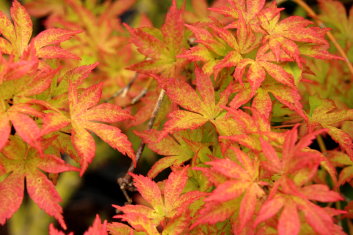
(260, 125, 326, 179)
(308, 99, 353, 159)
(49, 214, 108, 235)
(0, 63, 64, 151)
(193, 147, 265, 233)
(66, 82, 135, 174)
(255, 178, 344, 235)
(40, 79, 136, 175)
(125, 0, 187, 77)
(209, 0, 266, 30)
(114, 167, 202, 234)
(159, 66, 231, 139)
(0, 136, 78, 228)
(217, 106, 285, 154)
(68, 82, 136, 174)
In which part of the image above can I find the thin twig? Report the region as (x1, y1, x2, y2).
(118, 89, 166, 203)
(293, 0, 353, 78)
(276, 0, 287, 5)
(131, 77, 153, 105)
(103, 73, 138, 102)
(316, 135, 327, 154)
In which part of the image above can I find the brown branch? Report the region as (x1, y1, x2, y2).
(131, 77, 153, 105)
(118, 89, 166, 203)
(103, 73, 138, 102)
(293, 0, 353, 78)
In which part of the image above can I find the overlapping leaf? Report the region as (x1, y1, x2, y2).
(328, 151, 353, 187)
(40, 79, 135, 174)
(0, 0, 79, 59)
(0, 65, 65, 152)
(218, 107, 284, 152)
(0, 136, 78, 228)
(68, 82, 136, 174)
(0, 103, 44, 151)
(194, 147, 265, 233)
(49, 214, 108, 235)
(309, 98, 353, 159)
(179, 12, 260, 76)
(159, 66, 230, 139)
(0, 0, 32, 56)
(209, 0, 266, 30)
(114, 167, 202, 234)
(135, 128, 211, 178)
(260, 125, 326, 182)
(258, 5, 335, 65)
(255, 178, 344, 235)
(126, 0, 187, 77)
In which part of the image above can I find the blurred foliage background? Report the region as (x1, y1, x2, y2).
(0, 0, 352, 234)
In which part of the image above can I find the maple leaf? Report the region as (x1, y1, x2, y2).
(68, 82, 136, 175)
(84, 215, 108, 235)
(18, 61, 136, 175)
(180, 23, 306, 119)
(228, 45, 307, 119)
(0, 65, 64, 152)
(234, 47, 296, 94)
(259, 125, 326, 183)
(223, 52, 307, 120)
(0, 63, 58, 100)
(209, 0, 266, 30)
(114, 167, 202, 234)
(179, 12, 260, 77)
(308, 98, 353, 159)
(0, 136, 78, 228)
(0, 0, 32, 56)
(344, 201, 353, 219)
(54, 0, 135, 57)
(184, 0, 210, 23)
(49, 214, 108, 235)
(0, 102, 44, 151)
(318, 0, 353, 41)
(49, 224, 71, 235)
(135, 128, 211, 178)
(46, 63, 99, 106)
(255, 178, 344, 235)
(178, 23, 242, 76)
(0, 0, 79, 59)
(125, 0, 188, 77)
(217, 107, 284, 152)
(30, 28, 81, 60)
(0, 56, 37, 84)
(193, 147, 265, 233)
(39, 75, 136, 175)
(262, 81, 307, 119)
(328, 151, 353, 187)
(205, 1, 339, 70)
(107, 222, 134, 235)
(255, 125, 345, 233)
(159, 66, 231, 139)
(257, 4, 332, 65)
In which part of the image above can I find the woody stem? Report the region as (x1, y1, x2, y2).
(103, 73, 138, 102)
(118, 89, 166, 203)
